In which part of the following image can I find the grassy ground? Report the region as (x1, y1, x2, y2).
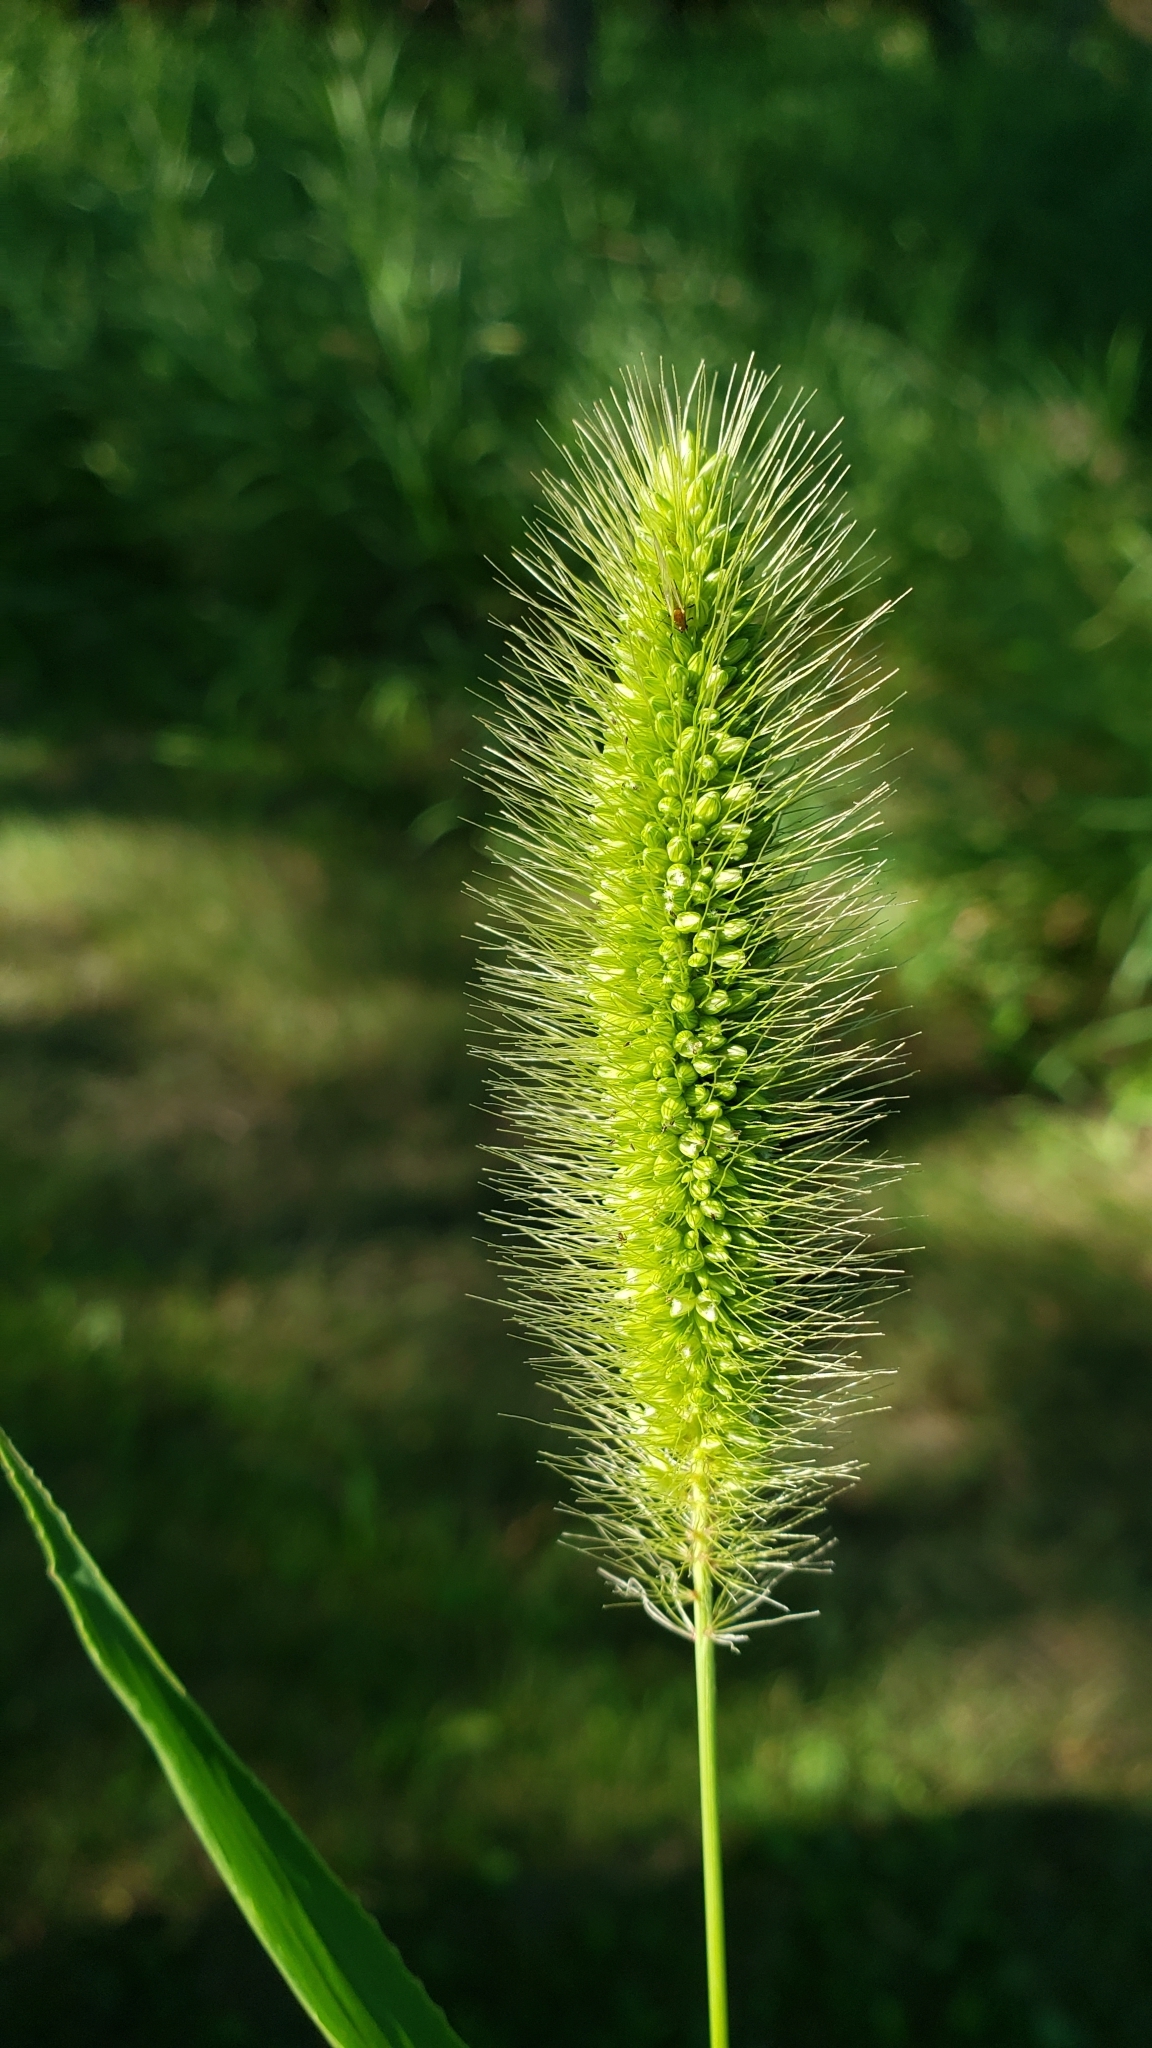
(0, 762, 1149, 2043)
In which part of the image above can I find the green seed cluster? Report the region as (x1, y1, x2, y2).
(478, 367, 895, 1642)
(589, 460, 766, 1424)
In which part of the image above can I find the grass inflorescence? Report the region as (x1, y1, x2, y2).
(477, 364, 899, 1649)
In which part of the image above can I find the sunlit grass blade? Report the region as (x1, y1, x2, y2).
(0, 1426, 469, 2048)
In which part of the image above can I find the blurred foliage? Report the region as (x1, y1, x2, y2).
(3, 2, 1152, 1096)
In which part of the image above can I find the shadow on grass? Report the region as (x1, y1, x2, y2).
(3, 1803, 1150, 2048)
(1, 810, 1152, 2041)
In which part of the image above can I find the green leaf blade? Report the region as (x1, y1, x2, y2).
(0, 1426, 468, 2048)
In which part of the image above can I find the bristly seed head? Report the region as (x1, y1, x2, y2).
(474, 363, 900, 1647)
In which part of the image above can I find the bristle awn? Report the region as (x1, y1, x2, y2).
(473, 362, 900, 2046)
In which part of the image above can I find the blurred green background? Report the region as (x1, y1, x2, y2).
(1, 1, 1151, 2041)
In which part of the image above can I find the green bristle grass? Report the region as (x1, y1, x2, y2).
(477, 361, 898, 1647)
(474, 362, 899, 2044)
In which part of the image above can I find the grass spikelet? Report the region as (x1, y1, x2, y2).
(476, 360, 898, 2045)
(478, 359, 897, 1636)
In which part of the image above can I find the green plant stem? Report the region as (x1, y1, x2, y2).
(693, 1559, 730, 2048)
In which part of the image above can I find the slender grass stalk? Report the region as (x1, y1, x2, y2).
(475, 362, 897, 2045)
(694, 1562, 729, 2048)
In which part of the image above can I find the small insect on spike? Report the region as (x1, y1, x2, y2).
(653, 533, 689, 633)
